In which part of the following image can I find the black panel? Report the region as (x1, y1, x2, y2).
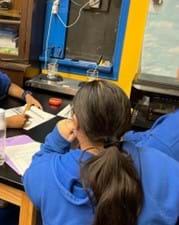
(130, 78, 179, 130)
(65, 0, 121, 63)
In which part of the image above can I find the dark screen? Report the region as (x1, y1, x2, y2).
(65, 0, 121, 63)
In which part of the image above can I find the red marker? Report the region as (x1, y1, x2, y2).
(48, 98, 63, 107)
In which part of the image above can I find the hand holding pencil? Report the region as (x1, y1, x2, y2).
(6, 104, 31, 129)
(6, 114, 29, 129)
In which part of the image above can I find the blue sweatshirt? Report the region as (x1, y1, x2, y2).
(124, 110, 179, 162)
(0, 72, 11, 98)
(23, 122, 179, 225)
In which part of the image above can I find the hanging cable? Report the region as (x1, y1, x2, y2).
(71, 0, 82, 7)
(44, 10, 53, 70)
(44, 0, 100, 69)
(56, 0, 100, 28)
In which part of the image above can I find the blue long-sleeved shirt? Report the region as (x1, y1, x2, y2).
(23, 112, 179, 225)
(0, 72, 11, 99)
(124, 110, 179, 162)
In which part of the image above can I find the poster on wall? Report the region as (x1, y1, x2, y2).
(141, 0, 179, 78)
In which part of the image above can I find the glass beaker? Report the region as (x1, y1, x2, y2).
(86, 68, 99, 81)
(47, 63, 58, 79)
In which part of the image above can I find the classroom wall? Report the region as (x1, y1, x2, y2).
(42, 0, 150, 96)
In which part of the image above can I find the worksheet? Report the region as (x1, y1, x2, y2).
(5, 105, 55, 130)
(57, 104, 73, 119)
(6, 141, 41, 175)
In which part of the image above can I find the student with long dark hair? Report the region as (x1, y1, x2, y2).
(23, 80, 179, 225)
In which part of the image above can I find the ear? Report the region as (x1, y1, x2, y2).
(72, 114, 79, 130)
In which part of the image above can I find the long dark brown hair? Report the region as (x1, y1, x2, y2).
(73, 80, 143, 225)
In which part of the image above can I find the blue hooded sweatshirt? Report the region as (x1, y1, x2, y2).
(124, 109, 179, 162)
(23, 123, 179, 225)
(0, 72, 11, 98)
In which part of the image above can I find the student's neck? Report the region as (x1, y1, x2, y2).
(78, 133, 101, 155)
(80, 142, 99, 155)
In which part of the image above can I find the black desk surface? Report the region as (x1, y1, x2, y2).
(0, 88, 73, 190)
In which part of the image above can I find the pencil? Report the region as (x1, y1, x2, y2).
(23, 104, 31, 114)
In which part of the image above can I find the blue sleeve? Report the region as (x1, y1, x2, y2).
(124, 110, 179, 162)
(22, 126, 71, 207)
(32, 126, 71, 160)
(0, 72, 11, 97)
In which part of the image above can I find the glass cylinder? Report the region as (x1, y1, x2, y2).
(47, 63, 58, 80)
(86, 68, 99, 81)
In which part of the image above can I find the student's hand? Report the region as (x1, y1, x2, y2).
(25, 94, 43, 110)
(57, 119, 77, 142)
(6, 114, 28, 129)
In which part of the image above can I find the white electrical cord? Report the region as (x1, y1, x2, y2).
(56, 0, 100, 28)
(44, 11, 53, 70)
(44, 0, 100, 69)
(71, 0, 81, 7)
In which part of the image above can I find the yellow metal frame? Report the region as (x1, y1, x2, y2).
(42, 0, 150, 96)
(117, 0, 149, 95)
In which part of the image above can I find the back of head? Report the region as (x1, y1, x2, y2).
(73, 80, 143, 225)
(73, 80, 131, 141)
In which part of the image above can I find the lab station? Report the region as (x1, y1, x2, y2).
(1, 1, 179, 225)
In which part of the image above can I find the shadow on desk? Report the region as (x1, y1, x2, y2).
(0, 205, 42, 225)
(0, 203, 19, 225)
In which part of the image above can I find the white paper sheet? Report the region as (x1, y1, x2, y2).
(57, 104, 73, 119)
(5, 142, 41, 175)
(5, 105, 55, 130)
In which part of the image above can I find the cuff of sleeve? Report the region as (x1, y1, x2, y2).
(53, 126, 71, 146)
